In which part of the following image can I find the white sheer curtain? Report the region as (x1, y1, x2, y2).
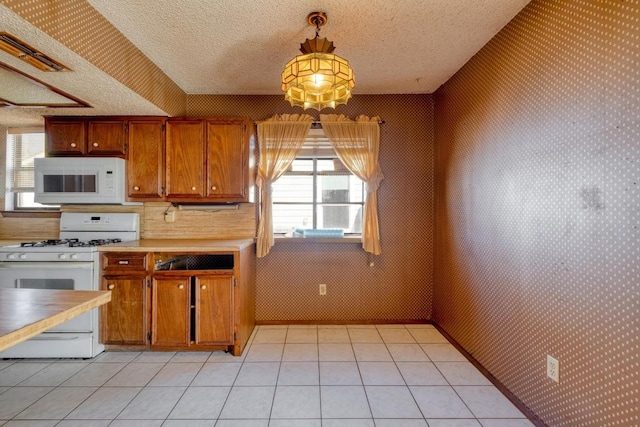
(320, 114, 384, 255)
(256, 114, 313, 257)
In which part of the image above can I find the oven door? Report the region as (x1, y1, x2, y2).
(0, 262, 95, 332)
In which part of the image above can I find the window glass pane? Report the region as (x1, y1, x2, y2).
(6, 130, 55, 209)
(16, 193, 50, 209)
(317, 204, 363, 233)
(272, 204, 313, 234)
(349, 176, 365, 203)
(317, 159, 339, 172)
(318, 175, 350, 203)
(8, 132, 45, 191)
(271, 132, 365, 235)
(272, 175, 313, 203)
(289, 159, 313, 172)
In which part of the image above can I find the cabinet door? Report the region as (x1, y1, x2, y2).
(151, 277, 190, 347)
(45, 119, 86, 155)
(127, 120, 165, 200)
(206, 120, 248, 201)
(195, 276, 234, 345)
(101, 276, 148, 345)
(87, 120, 127, 156)
(166, 120, 205, 199)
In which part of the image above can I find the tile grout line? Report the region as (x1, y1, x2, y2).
(386, 324, 430, 422)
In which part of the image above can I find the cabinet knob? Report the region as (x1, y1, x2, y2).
(178, 284, 185, 290)
(108, 284, 115, 290)
(70, 142, 77, 148)
(211, 185, 217, 191)
(133, 186, 140, 191)
(191, 186, 197, 191)
(93, 142, 99, 147)
(201, 285, 207, 290)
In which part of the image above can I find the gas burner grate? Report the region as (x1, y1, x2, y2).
(19, 238, 123, 248)
(68, 238, 122, 247)
(21, 239, 78, 247)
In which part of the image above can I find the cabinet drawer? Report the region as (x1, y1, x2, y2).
(102, 253, 147, 271)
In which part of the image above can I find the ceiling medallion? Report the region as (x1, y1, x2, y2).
(281, 12, 355, 110)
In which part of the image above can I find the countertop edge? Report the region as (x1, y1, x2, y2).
(97, 239, 255, 252)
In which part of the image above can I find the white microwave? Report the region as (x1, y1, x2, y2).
(34, 157, 133, 205)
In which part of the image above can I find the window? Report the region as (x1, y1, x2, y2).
(271, 130, 364, 235)
(6, 129, 52, 209)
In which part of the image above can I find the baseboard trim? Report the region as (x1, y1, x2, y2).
(256, 319, 434, 325)
(433, 323, 547, 427)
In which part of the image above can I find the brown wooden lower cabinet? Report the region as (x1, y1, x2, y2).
(151, 276, 191, 347)
(195, 276, 234, 345)
(100, 245, 254, 356)
(100, 275, 149, 346)
(151, 274, 233, 348)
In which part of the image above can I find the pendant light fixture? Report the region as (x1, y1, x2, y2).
(281, 12, 355, 110)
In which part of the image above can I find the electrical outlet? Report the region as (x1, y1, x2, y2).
(547, 355, 559, 382)
(164, 210, 175, 223)
(319, 284, 327, 295)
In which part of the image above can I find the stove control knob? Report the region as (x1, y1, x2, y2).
(70, 254, 79, 260)
(58, 254, 67, 260)
(19, 253, 27, 260)
(7, 253, 16, 260)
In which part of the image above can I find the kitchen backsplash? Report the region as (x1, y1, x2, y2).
(0, 202, 254, 240)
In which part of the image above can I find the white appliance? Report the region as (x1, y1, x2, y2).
(34, 157, 133, 205)
(0, 212, 139, 358)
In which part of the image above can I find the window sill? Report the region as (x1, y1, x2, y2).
(1, 210, 61, 219)
(274, 235, 361, 244)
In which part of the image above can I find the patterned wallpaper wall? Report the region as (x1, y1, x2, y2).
(434, 1, 638, 426)
(1, 0, 186, 116)
(0, 94, 435, 322)
(187, 94, 435, 322)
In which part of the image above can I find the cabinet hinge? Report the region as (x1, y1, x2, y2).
(233, 277, 237, 287)
(234, 332, 237, 341)
(147, 279, 152, 287)
(147, 332, 152, 341)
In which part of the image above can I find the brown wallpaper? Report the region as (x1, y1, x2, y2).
(188, 94, 435, 322)
(1, 0, 186, 116)
(0, 94, 434, 322)
(434, 1, 639, 426)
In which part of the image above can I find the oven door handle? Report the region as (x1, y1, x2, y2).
(0, 262, 93, 269)
(28, 335, 82, 341)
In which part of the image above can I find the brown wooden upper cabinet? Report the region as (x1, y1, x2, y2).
(87, 120, 127, 156)
(165, 119, 206, 200)
(165, 117, 254, 203)
(45, 118, 86, 155)
(45, 117, 127, 157)
(127, 119, 166, 200)
(206, 120, 249, 201)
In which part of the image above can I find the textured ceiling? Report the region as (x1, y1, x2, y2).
(0, 0, 531, 126)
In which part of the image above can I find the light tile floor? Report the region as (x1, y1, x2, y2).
(0, 324, 535, 427)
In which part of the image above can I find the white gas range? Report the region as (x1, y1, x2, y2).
(0, 212, 139, 358)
